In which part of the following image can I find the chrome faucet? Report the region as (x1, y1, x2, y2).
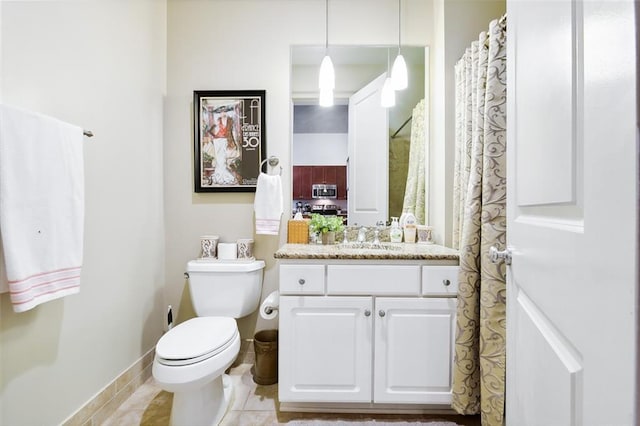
(357, 226, 367, 243)
(373, 229, 380, 245)
(373, 221, 385, 245)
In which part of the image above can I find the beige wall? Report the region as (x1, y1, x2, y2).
(430, 0, 506, 246)
(0, 1, 167, 424)
(164, 0, 433, 337)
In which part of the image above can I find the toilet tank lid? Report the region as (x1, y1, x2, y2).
(187, 259, 265, 273)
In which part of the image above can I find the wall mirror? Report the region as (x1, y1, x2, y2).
(290, 45, 427, 226)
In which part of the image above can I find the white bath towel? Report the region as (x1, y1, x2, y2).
(0, 104, 84, 312)
(254, 172, 283, 235)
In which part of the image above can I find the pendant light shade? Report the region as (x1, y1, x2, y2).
(392, 0, 408, 90)
(319, 55, 335, 90)
(391, 54, 408, 90)
(381, 76, 396, 108)
(319, 88, 334, 107)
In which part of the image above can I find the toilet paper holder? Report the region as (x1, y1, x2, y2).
(263, 305, 278, 315)
(260, 290, 280, 319)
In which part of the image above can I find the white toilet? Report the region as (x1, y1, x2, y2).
(152, 259, 265, 426)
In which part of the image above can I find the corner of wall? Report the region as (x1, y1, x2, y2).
(429, 0, 506, 248)
(428, 0, 448, 246)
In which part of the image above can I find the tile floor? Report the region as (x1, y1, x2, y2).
(102, 363, 481, 426)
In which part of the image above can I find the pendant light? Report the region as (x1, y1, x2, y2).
(319, 57, 334, 90)
(381, 49, 396, 108)
(319, 88, 334, 107)
(391, 0, 408, 90)
(318, 0, 335, 107)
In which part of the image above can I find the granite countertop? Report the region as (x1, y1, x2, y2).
(274, 243, 459, 260)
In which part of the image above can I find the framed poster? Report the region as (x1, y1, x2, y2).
(194, 90, 266, 192)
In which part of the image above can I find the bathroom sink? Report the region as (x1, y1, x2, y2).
(337, 242, 403, 251)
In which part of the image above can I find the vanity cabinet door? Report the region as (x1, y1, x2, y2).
(279, 296, 373, 403)
(373, 297, 456, 404)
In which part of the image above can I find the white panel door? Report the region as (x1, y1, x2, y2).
(374, 297, 456, 404)
(278, 296, 373, 403)
(506, 1, 636, 425)
(348, 73, 389, 226)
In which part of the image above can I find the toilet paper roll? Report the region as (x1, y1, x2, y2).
(217, 243, 238, 260)
(260, 291, 280, 320)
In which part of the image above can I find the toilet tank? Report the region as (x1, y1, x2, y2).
(186, 260, 265, 318)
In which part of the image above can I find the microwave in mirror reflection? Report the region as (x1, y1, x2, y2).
(312, 184, 337, 199)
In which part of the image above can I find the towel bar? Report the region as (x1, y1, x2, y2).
(260, 156, 282, 175)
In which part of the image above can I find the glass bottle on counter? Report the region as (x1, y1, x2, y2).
(390, 217, 403, 243)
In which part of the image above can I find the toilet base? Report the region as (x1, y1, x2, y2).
(170, 374, 234, 426)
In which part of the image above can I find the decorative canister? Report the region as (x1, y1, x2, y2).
(417, 225, 434, 244)
(200, 235, 219, 258)
(237, 238, 255, 259)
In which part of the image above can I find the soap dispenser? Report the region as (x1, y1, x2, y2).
(390, 217, 403, 243)
(403, 212, 417, 243)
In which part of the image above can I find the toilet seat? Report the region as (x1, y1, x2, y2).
(155, 317, 238, 366)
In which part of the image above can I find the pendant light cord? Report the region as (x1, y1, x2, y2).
(397, 0, 402, 53)
(325, 0, 329, 52)
(387, 48, 390, 73)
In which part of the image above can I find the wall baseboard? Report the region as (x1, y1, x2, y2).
(60, 338, 255, 425)
(61, 347, 155, 426)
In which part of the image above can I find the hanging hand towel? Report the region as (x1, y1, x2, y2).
(254, 172, 283, 235)
(0, 104, 84, 312)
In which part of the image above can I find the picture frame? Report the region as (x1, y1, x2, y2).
(193, 90, 266, 192)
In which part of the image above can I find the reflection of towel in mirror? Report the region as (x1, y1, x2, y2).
(254, 173, 283, 235)
(0, 104, 84, 312)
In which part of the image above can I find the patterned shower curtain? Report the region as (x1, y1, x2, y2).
(401, 98, 426, 224)
(451, 16, 507, 426)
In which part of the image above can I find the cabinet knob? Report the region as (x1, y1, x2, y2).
(378, 310, 386, 317)
(364, 309, 371, 317)
(443, 279, 451, 286)
(298, 278, 306, 285)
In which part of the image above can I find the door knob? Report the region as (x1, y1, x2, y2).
(298, 278, 306, 285)
(379, 310, 386, 317)
(364, 309, 371, 317)
(489, 246, 512, 265)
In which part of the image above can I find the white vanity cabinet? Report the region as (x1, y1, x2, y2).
(279, 295, 373, 403)
(373, 297, 456, 404)
(278, 260, 459, 410)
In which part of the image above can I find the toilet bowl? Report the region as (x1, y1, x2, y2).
(152, 259, 265, 426)
(153, 317, 240, 426)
